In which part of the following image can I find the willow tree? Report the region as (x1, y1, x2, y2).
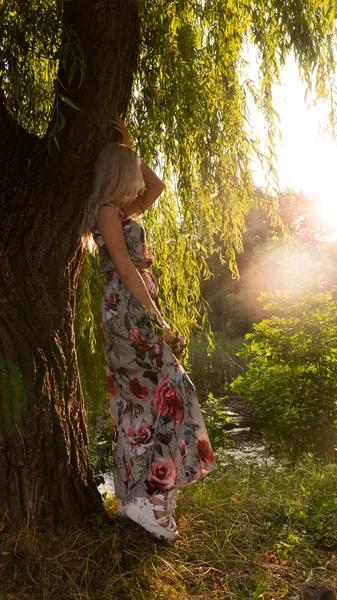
(0, 0, 336, 526)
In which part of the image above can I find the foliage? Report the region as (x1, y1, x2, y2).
(200, 392, 236, 450)
(187, 332, 247, 450)
(75, 253, 108, 449)
(200, 200, 276, 333)
(128, 0, 337, 337)
(88, 415, 113, 486)
(2, 0, 337, 343)
(232, 284, 337, 455)
(189, 331, 246, 398)
(237, 237, 337, 333)
(75, 254, 122, 484)
(0, 0, 60, 136)
(0, 0, 85, 148)
(1, 456, 337, 599)
(0, 358, 29, 437)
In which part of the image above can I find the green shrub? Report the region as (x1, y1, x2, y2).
(200, 392, 238, 449)
(232, 286, 337, 455)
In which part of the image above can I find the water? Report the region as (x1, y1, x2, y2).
(219, 410, 274, 467)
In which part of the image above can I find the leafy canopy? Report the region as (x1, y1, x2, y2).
(129, 0, 337, 339)
(1, 0, 337, 342)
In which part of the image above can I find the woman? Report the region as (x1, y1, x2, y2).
(81, 117, 216, 542)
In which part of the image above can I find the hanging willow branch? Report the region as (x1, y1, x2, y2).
(1, 0, 337, 347)
(126, 0, 337, 342)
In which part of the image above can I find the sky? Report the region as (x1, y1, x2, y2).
(247, 47, 337, 233)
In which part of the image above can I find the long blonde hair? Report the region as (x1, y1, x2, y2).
(81, 143, 143, 250)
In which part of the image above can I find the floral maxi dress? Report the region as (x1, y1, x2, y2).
(93, 204, 216, 500)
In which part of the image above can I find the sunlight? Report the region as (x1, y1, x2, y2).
(276, 137, 337, 240)
(271, 64, 337, 239)
(262, 246, 320, 293)
(246, 45, 337, 240)
(315, 186, 337, 241)
(242, 243, 327, 324)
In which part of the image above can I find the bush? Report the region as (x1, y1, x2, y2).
(232, 286, 337, 455)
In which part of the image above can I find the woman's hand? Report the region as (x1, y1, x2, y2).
(161, 319, 174, 344)
(113, 115, 131, 146)
(161, 322, 186, 357)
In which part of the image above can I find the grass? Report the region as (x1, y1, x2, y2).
(1, 456, 337, 600)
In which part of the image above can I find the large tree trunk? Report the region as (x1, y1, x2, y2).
(0, 0, 139, 526)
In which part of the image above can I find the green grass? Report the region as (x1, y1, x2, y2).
(1, 456, 337, 600)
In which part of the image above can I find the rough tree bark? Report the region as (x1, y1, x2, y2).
(0, 0, 139, 526)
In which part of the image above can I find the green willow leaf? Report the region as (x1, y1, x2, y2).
(59, 94, 81, 111)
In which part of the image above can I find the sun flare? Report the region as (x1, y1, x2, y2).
(248, 50, 337, 239)
(315, 188, 337, 240)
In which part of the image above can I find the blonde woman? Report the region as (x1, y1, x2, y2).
(81, 117, 216, 542)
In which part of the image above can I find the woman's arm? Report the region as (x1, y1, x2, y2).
(131, 160, 165, 217)
(97, 205, 172, 340)
(97, 205, 160, 314)
(113, 116, 165, 216)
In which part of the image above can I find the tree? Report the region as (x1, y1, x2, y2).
(1, 0, 336, 526)
(0, 0, 139, 526)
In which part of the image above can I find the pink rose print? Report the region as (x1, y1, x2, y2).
(178, 439, 187, 458)
(170, 331, 186, 358)
(105, 290, 119, 311)
(153, 343, 163, 358)
(143, 272, 154, 297)
(129, 327, 153, 352)
(117, 207, 127, 220)
(127, 421, 154, 455)
(196, 439, 214, 464)
(154, 375, 184, 424)
(143, 242, 154, 263)
(146, 456, 178, 492)
(129, 377, 149, 399)
(125, 464, 131, 482)
(111, 422, 118, 443)
(107, 373, 118, 398)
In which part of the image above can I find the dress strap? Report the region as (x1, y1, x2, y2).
(101, 202, 119, 213)
(101, 203, 127, 220)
